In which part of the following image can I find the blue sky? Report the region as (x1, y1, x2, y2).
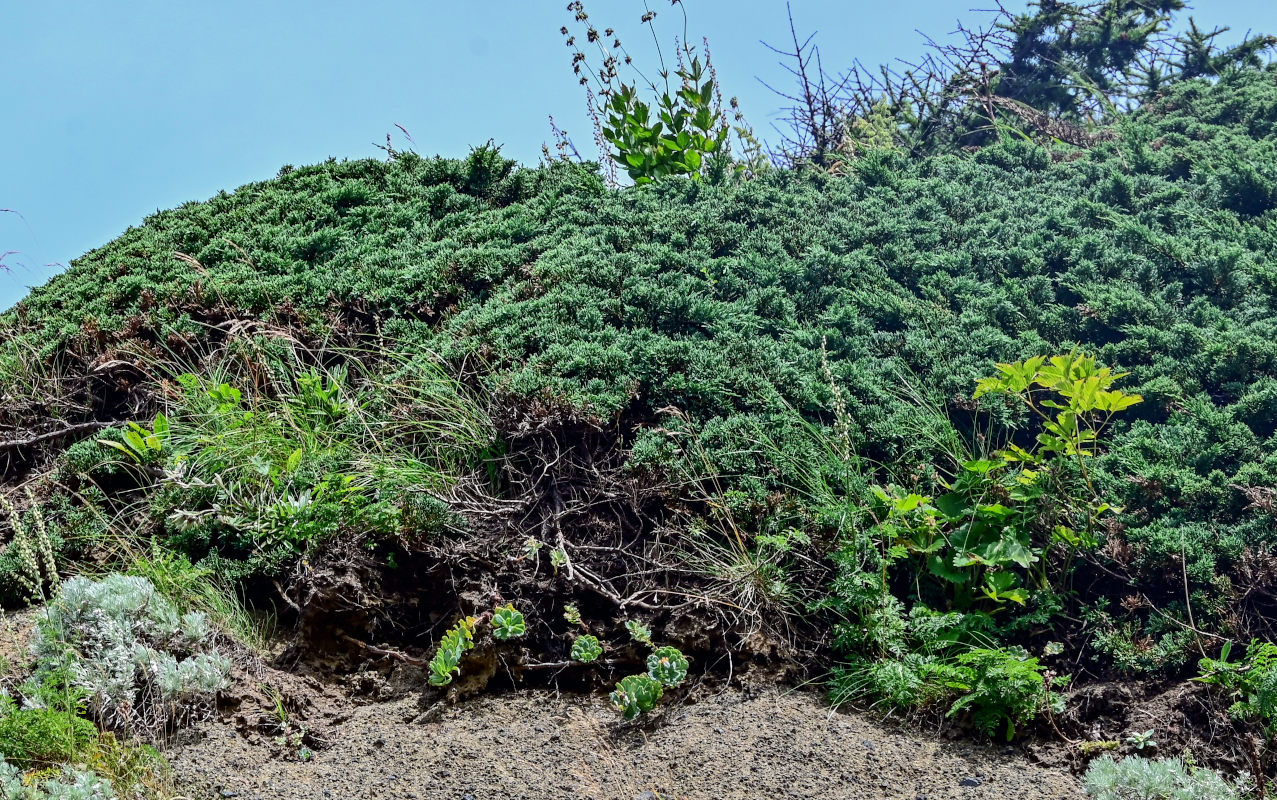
(3, 1, 1275, 310)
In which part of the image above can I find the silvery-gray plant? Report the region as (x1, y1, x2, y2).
(1083, 755, 1249, 800)
(32, 574, 231, 739)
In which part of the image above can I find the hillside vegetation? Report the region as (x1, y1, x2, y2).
(3, 1, 1277, 797)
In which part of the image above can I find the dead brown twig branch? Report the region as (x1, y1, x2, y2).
(0, 421, 111, 452)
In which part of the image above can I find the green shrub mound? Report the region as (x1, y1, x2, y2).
(3, 53, 1277, 747)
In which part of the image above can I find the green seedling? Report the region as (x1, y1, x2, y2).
(1125, 729, 1157, 751)
(429, 648, 462, 687)
(550, 548, 568, 570)
(610, 674, 663, 720)
(492, 604, 527, 640)
(563, 603, 582, 627)
(625, 620, 653, 646)
(646, 646, 689, 687)
(571, 635, 603, 663)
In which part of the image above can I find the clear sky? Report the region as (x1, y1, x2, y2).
(3, 1, 1275, 310)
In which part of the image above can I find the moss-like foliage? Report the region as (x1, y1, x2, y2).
(0, 707, 97, 769)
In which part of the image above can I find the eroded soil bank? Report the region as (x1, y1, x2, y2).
(170, 686, 1084, 800)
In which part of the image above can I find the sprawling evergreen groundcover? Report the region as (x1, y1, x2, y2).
(3, 0, 1277, 794)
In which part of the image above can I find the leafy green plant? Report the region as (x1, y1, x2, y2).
(826, 357, 1128, 737)
(1195, 641, 1244, 685)
(491, 604, 527, 641)
(294, 370, 347, 424)
(645, 646, 689, 688)
(549, 548, 568, 571)
(1125, 729, 1156, 752)
(428, 616, 476, 687)
(562, 603, 582, 627)
(430, 604, 525, 686)
(428, 647, 463, 688)
(1195, 640, 1277, 736)
(570, 635, 603, 663)
(625, 620, 652, 646)
(831, 596, 1063, 741)
(609, 674, 663, 720)
(97, 415, 168, 464)
(864, 353, 1141, 612)
(944, 648, 1063, 741)
(597, 58, 728, 185)
(562, 1, 738, 186)
(974, 352, 1143, 464)
(599, 636, 686, 718)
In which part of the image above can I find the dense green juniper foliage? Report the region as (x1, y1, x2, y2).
(3, 2, 1277, 763)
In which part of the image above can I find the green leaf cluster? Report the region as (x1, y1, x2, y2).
(943, 648, 1061, 741)
(428, 616, 476, 687)
(831, 606, 1063, 741)
(97, 415, 168, 464)
(594, 625, 686, 719)
(601, 56, 729, 185)
(850, 354, 1136, 619)
(608, 674, 663, 720)
(570, 634, 602, 663)
(624, 620, 652, 646)
(1195, 640, 1277, 736)
(491, 604, 527, 641)
(645, 646, 689, 687)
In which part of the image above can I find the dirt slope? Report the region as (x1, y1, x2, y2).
(170, 687, 1084, 800)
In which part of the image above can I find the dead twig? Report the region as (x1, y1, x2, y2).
(0, 421, 111, 452)
(338, 633, 427, 666)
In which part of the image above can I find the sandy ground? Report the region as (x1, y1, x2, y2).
(3, 605, 1085, 800)
(170, 686, 1084, 800)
